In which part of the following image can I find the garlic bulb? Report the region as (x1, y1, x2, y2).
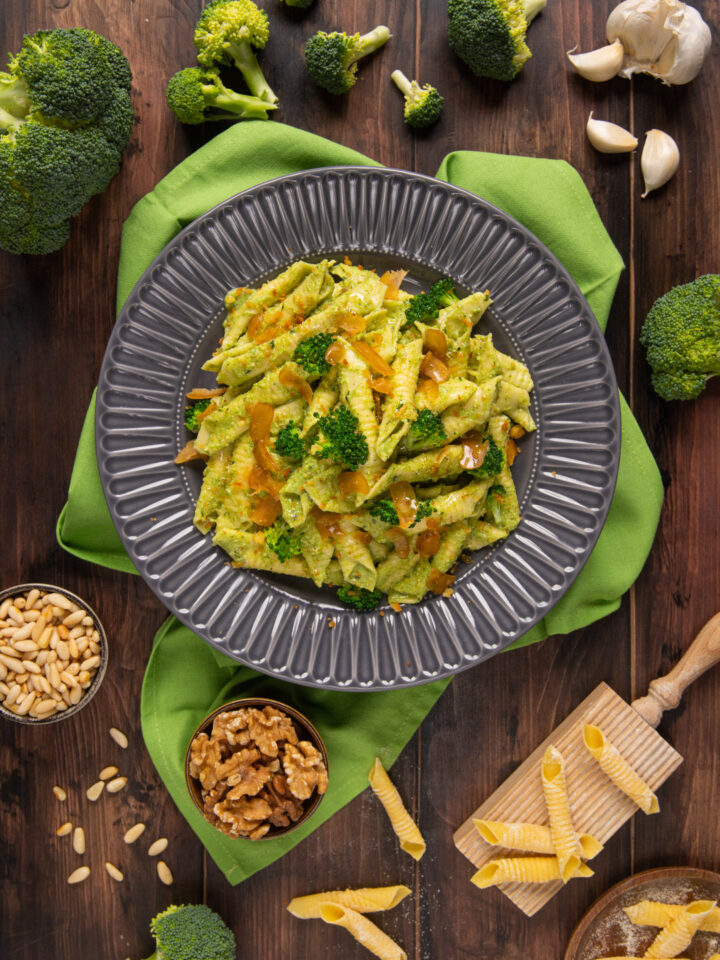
(567, 40, 625, 81)
(606, 0, 712, 85)
(586, 112, 638, 153)
(641, 129, 680, 196)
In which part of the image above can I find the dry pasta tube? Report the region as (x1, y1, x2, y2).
(319, 903, 406, 960)
(471, 857, 594, 888)
(583, 725, 659, 814)
(473, 820, 603, 859)
(368, 759, 426, 861)
(541, 745, 582, 883)
(644, 900, 718, 958)
(624, 901, 720, 932)
(287, 886, 411, 919)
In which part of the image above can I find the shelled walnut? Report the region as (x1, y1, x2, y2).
(188, 705, 328, 839)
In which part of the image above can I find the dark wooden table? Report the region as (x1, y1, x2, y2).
(2, 2, 719, 957)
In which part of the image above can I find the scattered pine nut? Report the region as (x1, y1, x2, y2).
(124, 822, 146, 844)
(157, 860, 173, 885)
(99, 765, 118, 780)
(106, 776, 127, 794)
(147, 838, 168, 857)
(67, 866, 90, 884)
(105, 861, 124, 882)
(73, 826, 86, 855)
(56, 822, 72, 837)
(86, 780, 105, 802)
(109, 727, 128, 749)
(53, 785, 67, 802)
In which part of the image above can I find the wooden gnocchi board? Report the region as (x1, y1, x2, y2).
(453, 682, 684, 917)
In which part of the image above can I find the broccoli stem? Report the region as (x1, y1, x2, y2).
(523, 0, 547, 24)
(0, 105, 24, 133)
(0, 74, 30, 119)
(211, 88, 276, 119)
(353, 26, 391, 64)
(390, 69, 412, 97)
(226, 41, 278, 104)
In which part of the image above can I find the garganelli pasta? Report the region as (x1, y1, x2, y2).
(624, 900, 720, 932)
(287, 885, 411, 919)
(471, 857, 594, 888)
(368, 758, 426, 860)
(583, 724, 659, 814)
(319, 903, 406, 960)
(178, 260, 536, 609)
(644, 900, 718, 958)
(473, 819, 602, 859)
(541, 745, 582, 883)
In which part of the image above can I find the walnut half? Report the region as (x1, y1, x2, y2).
(282, 740, 329, 801)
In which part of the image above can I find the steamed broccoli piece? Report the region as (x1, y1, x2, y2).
(469, 437, 504, 478)
(305, 26, 391, 95)
(141, 904, 236, 960)
(390, 70, 443, 128)
(369, 497, 435, 526)
(194, 0, 277, 104)
(402, 292, 440, 329)
(315, 406, 368, 470)
(337, 584, 383, 611)
(167, 66, 275, 124)
(184, 399, 212, 432)
(448, 0, 547, 82)
(274, 420, 306, 460)
(293, 332, 335, 376)
(430, 277, 459, 307)
(265, 521, 303, 562)
(639, 275, 720, 401)
(408, 409, 446, 448)
(485, 484, 507, 525)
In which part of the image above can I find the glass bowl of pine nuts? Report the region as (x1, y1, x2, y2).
(0, 583, 107, 724)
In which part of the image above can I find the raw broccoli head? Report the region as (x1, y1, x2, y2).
(315, 405, 369, 471)
(274, 420, 306, 460)
(408, 409, 447, 448)
(336, 584, 383, 611)
(166, 66, 275, 124)
(293, 332, 335, 376)
(469, 437, 505, 478)
(194, 0, 277, 104)
(390, 70, 443, 129)
(143, 904, 236, 960)
(448, 0, 546, 82)
(265, 520, 303, 562)
(184, 399, 211, 432)
(639, 275, 720, 401)
(305, 26, 391, 95)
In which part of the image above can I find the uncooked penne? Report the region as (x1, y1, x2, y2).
(583, 724, 659, 815)
(471, 857, 593, 888)
(541, 745, 582, 883)
(473, 820, 603, 859)
(287, 886, 411, 919)
(319, 903, 406, 960)
(644, 900, 718, 958)
(368, 759, 426, 861)
(624, 900, 720, 932)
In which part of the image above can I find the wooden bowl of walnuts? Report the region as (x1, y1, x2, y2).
(185, 697, 329, 840)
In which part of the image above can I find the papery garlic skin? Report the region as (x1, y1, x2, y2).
(606, 0, 711, 85)
(567, 40, 625, 81)
(586, 112, 638, 153)
(641, 129, 680, 196)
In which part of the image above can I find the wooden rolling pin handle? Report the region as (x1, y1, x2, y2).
(631, 612, 720, 728)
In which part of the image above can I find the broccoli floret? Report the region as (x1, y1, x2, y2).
(402, 291, 440, 329)
(305, 26, 390, 95)
(390, 69, 443, 128)
(274, 420, 306, 460)
(448, 0, 547, 82)
(408, 409, 446, 448)
(184, 399, 211, 432)
(194, 0, 277, 104)
(369, 499, 399, 524)
(415, 500, 437, 523)
(315, 406, 368, 470)
(639, 275, 720, 401)
(485, 484, 507, 525)
(141, 904, 236, 960)
(337, 584, 383, 611)
(167, 66, 275, 124)
(469, 437, 505, 478)
(430, 277, 460, 307)
(265, 521, 303, 562)
(293, 332, 335, 376)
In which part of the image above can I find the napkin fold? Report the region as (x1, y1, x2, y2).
(57, 121, 663, 883)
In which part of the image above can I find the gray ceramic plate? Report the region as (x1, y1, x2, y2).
(96, 166, 621, 690)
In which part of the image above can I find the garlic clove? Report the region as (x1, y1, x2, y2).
(567, 40, 625, 81)
(641, 129, 680, 197)
(586, 112, 638, 154)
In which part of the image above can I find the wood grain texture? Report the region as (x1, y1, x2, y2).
(1, 0, 719, 957)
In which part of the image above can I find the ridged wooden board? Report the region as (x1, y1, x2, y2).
(453, 683, 684, 917)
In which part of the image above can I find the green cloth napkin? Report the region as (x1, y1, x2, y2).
(56, 122, 663, 883)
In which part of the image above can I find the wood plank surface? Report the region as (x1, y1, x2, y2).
(1, 1, 719, 958)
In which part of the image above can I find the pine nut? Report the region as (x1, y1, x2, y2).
(109, 727, 128, 749)
(67, 866, 90, 884)
(55, 701, 67, 712)
(0, 663, 6, 681)
(16, 691, 36, 715)
(0, 599, 11, 619)
(0, 681, 8, 697)
(35, 698, 56, 716)
(14, 639, 38, 653)
(105, 861, 124, 882)
(69, 626, 84, 639)
(5, 684, 21, 707)
(25, 589, 40, 609)
(31, 615, 47, 644)
(53, 785, 67, 802)
(11, 622, 35, 642)
(86, 781, 105, 802)
(99, 766, 118, 780)
(47, 663, 61, 690)
(15, 598, 26, 609)
(68, 638, 79, 660)
(124, 822, 145, 844)
(57, 625, 70, 640)
(107, 776, 128, 794)
(156, 861, 173, 885)
(69, 685, 82, 705)
(7, 606, 23, 624)
(147, 838, 168, 857)
(78, 671, 91, 685)
(83, 655, 100, 671)
(81, 616, 93, 626)
(0, 645, 17, 657)
(63, 609, 86, 628)
(44, 593, 73, 611)
(73, 826, 86, 855)
(22, 609, 40, 621)
(15, 673, 28, 684)
(56, 821, 72, 836)
(22, 660, 41, 675)
(60, 671, 78, 688)
(0, 654, 24, 673)
(56, 640, 70, 661)
(37, 626, 52, 649)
